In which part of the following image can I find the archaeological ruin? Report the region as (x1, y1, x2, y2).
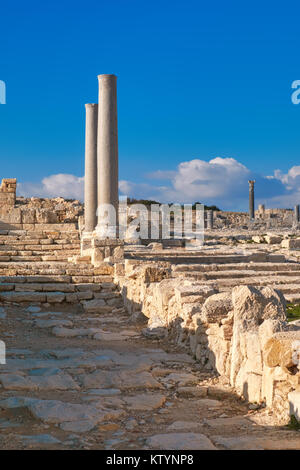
(1, 74, 300, 450)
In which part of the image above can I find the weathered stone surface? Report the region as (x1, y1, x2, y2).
(146, 433, 216, 450)
(0, 372, 79, 391)
(124, 393, 166, 411)
(201, 292, 232, 323)
(81, 370, 163, 390)
(82, 299, 112, 314)
(263, 331, 300, 368)
(165, 372, 199, 387)
(0, 292, 46, 302)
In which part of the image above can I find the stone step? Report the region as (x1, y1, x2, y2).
(173, 262, 298, 273)
(197, 277, 300, 294)
(173, 269, 300, 280)
(0, 274, 113, 284)
(0, 281, 116, 292)
(126, 253, 286, 264)
(0, 286, 120, 304)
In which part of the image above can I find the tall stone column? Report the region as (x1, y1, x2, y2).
(96, 74, 119, 237)
(294, 205, 299, 224)
(84, 103, 98, 232)
(248, 180, 255, 220)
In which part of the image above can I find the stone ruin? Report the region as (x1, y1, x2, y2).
(0, 178, 16, 208)
(1, 75, 300, 449)
(0, 181, 83, 230)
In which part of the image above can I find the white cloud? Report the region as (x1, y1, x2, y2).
(16, 158, 300, 210)
(120, 157, 278, 208)
(18, 174, 84, 200)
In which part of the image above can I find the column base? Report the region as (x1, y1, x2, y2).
(81, 231, 124, 266)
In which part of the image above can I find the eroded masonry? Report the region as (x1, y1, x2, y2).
(1, 75, 300, 450)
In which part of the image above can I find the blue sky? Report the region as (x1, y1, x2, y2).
(1, 0, 300, 210)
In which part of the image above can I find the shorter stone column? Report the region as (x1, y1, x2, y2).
(207, 210, 213, 229)
(248, 180, 255, 220)
(84, 103, 98, 232)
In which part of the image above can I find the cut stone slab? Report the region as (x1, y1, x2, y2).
(27, 399, 103, 424)
(60, 420, 97, 433)
(82, 299, 113, 314)
(0, 292, 46, 302)
(146, 433, 216, 450)
(0, 396, 37, 409)
(81, 370, 163, 391)
(124, 393, 166, 411)
(46, 292, 66, 303)
(0, 372, 79, 391)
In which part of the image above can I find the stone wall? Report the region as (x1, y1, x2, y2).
(213, 209, 294, 229)
(116, 260, 300, 424)
(0, 192, 83, 230)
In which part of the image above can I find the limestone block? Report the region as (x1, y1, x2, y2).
(46, 292, 66, 303)
(0, 208, 22, 224)
(0, 291, 46, 302)
(112, 245, 124, 260)
(263, 331, 300, 369)
(82, 298, 113, 314)
(114, 262, 125, 278)
(93, 263, 114, 275)
(201, 292, 232, 323)
(21, 209, 36, 224)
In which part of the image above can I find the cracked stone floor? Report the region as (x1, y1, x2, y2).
(0, 302, 300, 450)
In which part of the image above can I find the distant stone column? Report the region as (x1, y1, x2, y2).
(84, 103, 98, 232)
(248, 180, 255, 220)
(207, 210, 213, 229)
(294, 205, 299, 224)
(96, 74, 119, 237)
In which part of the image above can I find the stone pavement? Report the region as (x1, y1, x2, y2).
(0, 302, 300, 450)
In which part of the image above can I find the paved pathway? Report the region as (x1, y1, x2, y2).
(0, 302, 299, 450)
